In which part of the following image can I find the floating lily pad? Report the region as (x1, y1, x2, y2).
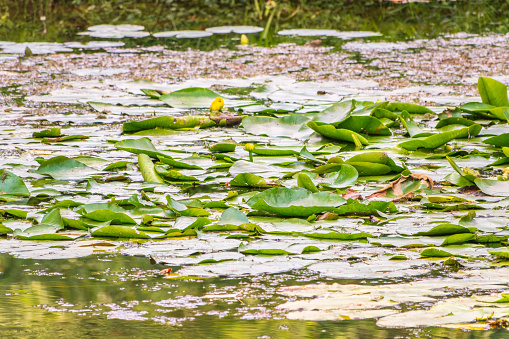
(160, 87, 219, 109)
(36, 156, 102, 181)
(0, 169, 29, 196)
(153, 31, 213, 39)
(242, 115, 310, 138)
(247, 187, 346, 217)
(205, 26, 263, 34)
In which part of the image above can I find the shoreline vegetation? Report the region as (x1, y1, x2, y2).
(1, 0, 508, 43)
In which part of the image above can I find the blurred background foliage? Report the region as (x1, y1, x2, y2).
(0, 0, 508, 42)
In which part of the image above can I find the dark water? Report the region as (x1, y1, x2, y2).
(0, 253, 505, 338)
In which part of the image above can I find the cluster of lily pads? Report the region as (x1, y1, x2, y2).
(76, 24, 380, 40)
(1, 73, 509, 328)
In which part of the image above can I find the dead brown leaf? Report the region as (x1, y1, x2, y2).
(159, 268, 173, 275)
(367, 174, 433, 199)
(342, 188, 363, 201)
(317, 212, 339, 220)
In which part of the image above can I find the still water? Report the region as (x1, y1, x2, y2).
(0, 253, 505, 338)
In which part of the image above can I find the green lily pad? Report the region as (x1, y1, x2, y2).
(91, 225, 150, 238)
(247, 187, 346, 217)
(36, 156, 101, 181)
(474, 178, 509, 197)
(242, 115, 310, 138)
(478, 77, 509, 107)
(398, 125, 481, 151)
(160, 87, 219, 109)
(0, 169, 29, 196)
(307, 121, 369, 145)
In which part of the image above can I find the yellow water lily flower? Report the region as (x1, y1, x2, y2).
(240, 34, 249, 45)
(209, 97, 225, 113)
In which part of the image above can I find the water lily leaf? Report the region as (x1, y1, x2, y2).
(297, 146, 325, 164)
(1, 209, 27, 218)
(297, 172, 319, 192)
(14, 209, 66, 239)
(334, 201, 397, 215)
(155, 166, 199, 182)
(444, 156, 477, 187)
(413, 224, 471, 236)
(478, 77, 509, 107)
(36, 156, 101, 181)
(203, 224, 242, 232)
(386, 102, 433, 114)
(488, 107, 509, 121)
(441, 233, 476, 246)
(460, 102, 496, 113)
(399, 110, 432, 138)
(15, 233, 76, 241)
(157, 155, 204, 170)
(173, 216, 211, 230)
(160, 87, 219, 108)
(153, 30, 213, 39)
(345, 152, 403, 175)
(247, 187, 346, 217)
(398, 125, 481, 151)
(312, 163, 346, 175)
(167, 198, 210, 217)
(489, 249, 509, 259)
(123, 116, 215, 133)
(139, 154, 165, 184)
(371, 107, 398, 120)
(0, 169, 29, 196)
(345, 162, 392, 176)
(484, 133, 509, 147)
(140, 88, 163, 99)
(33, 128, 62, 138)
(298, 246, 320, 254)
(229, 160, 284, 177)
(420, 248, 453, 257)
(242, 115, 310, 138)
(305, 232, 372, 240)
(435, 117, 476, 129)
(320, 164, 358, 188)
(0, 224, 12, 234)
(251, 148, 299, 156)
(43, 135, 89, 143)
(474, 178, 509, 197)
(205, 26, 263, 34)
(115, 137, 167, 158)
(240, 248, 295, 256)
(336, 116, 392, 136)
(307, 121, 369, 145)
(91, 225, 149, 238)
(217, 207, 249, 225)
(104, 161, 129, 171)
(39, 208, 65, 228)
(83, 210, 137, 224)
(311, 100, 356, 125)
(230, 173, 274, 188)
(209, 142, 236, 153)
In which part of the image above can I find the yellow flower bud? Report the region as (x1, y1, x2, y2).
(240, 34, 249, 45)
(244, 143, 255, 152)
(209, 97, 225, 113)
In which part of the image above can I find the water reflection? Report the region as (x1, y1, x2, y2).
(0, 253, 505, 338)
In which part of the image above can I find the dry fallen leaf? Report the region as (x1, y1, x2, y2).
(159, 268, 173, 275)
(368, 174, 433, 199)
(342, 188, 363, 201)
(317, 212, 339, 220)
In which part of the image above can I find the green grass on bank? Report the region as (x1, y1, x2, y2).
(0, 0, 508, 42)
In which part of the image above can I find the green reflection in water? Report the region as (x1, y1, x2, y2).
(0, 253, 505, 338)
